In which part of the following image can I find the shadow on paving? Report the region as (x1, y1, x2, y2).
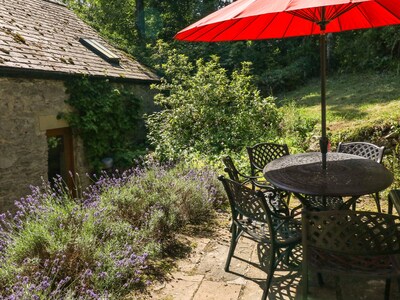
(148, 213, 400, 300)
(229, 236, 400, 300)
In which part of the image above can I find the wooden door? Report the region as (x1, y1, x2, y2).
(46, 127, 75, 192)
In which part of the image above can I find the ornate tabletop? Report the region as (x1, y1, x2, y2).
(263, 152, 393, 197)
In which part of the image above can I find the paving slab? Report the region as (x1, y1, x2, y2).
(192, 237, 254, 282)
(192, 280, 242, 300)
(151, 273, 204, 300)
(177, 236, 211, 273)
(239, 280, 264, 300)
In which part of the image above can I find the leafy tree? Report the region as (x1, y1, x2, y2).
(333, 27, 400, 72)
(146, 43, 281, 160)
(63, 0, 139, 48)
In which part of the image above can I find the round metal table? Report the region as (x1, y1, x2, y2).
(263, 152, 393, 197)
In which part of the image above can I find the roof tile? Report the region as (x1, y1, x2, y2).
(0, 0, 158, 82)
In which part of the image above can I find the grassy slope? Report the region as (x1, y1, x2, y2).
(277, 73, 400, 133)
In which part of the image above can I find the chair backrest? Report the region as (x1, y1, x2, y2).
(246, 142, 289, 175)
(218, 175, 273, 226)
(221, 156, 241, 182)
(337, 142, 385, 164)
(303, 210, 400, 256)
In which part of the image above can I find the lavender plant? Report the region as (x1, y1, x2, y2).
(0, 161, 225, 298)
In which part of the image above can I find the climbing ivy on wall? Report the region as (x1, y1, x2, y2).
(62, 77, 142, 172)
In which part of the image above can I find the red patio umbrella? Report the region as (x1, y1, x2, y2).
(175, 0, 400, 169)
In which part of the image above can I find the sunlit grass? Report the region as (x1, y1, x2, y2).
(278, 73, 400, 132)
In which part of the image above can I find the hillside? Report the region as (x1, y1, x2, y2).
(277, 73, 400, 135)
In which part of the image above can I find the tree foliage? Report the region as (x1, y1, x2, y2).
(146, 43, 281, 160)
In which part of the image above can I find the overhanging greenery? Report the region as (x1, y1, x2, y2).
(61, 77, 142, 171)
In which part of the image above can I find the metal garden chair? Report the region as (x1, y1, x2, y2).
(246, 142, 290, 177)
(218, 175, 302, 300)
(221, 156, 299, 217)
(246, 143, 342, 211)
(221, 155, 272, 189)
(302, 210, 400, 300)
(246, 143, 292, 205)
(337, 142, 385, 212)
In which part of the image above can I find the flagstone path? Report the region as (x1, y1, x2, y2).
(144, 211, 400, 300)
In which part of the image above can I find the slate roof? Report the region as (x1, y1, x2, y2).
(0, 0, 159, 83)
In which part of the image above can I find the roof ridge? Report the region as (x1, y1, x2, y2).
(42, 0, 67, 7)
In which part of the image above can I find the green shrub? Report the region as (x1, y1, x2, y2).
(279, 102, 318, 152)
(146, 45, 282, 161)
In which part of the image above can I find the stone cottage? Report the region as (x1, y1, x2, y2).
(0, 0, 159, 211)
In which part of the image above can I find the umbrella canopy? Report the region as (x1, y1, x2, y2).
(175, 0, 400, 41)
(175, 0, 400, 169)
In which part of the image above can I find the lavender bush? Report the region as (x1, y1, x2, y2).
(0, 161, 225, 299)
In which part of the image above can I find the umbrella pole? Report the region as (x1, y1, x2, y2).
(319, 14, 328, 170)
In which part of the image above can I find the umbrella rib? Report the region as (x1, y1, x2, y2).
(337, 12, 343, 32)
(330, 4, 359, 20)
(373, 0, 400, 21)
(282, 14, 296, 38)
(355, 5, 375, 29)
(230, 15, 264, 40)
(312, 8, 319, 24)
(210, 19, 243, 41)
(289, 9, 318, 23)
(178, 21, 222, 41)
(255, 13, 280, 39)
(310, 19, 317, 35)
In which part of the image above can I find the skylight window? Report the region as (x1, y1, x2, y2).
(80, 38, 120, 64)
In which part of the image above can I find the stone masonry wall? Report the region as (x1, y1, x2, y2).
(0, 77, 82, 212)
(0, 77, 156, 212)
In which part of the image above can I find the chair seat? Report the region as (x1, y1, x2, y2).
(309, 248, 400, 278)
(302, 210, 400, 300)
(236, 217, 301, 247)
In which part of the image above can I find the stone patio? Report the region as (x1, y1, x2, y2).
(147, 212, 400, 300)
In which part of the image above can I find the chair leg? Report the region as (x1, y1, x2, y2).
(302, 261, 309, 300)
(261, 249, 276, 300)
(374, 192, 381, 213)
(335, 276, 343, 300)
(388, 197, 394, 215)
(317, 273, 324, 286)
(287, 192, 291, 206)
(384, 279, 391, 300)
(229, 214, 243, 232)
(397, 278, 400, 293)
(225, 224, 239, 271)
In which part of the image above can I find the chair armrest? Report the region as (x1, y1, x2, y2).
(251, 180, 274, 190)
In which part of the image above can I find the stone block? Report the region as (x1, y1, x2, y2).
(193, 280, 241, 300)
(151, 273, 204, 300)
